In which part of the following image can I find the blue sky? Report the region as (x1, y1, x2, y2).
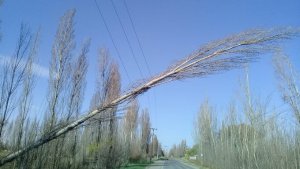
(0, 0, 299, 149)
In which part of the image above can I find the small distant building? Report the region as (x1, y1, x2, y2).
(189, 155, 198, 160)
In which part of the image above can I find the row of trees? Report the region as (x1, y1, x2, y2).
(0, 10, 161, 169)
(194, 54, 300, 169)
(168, 140, 187, 158)
(1, 3, 299, 167)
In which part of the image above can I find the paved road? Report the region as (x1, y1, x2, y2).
(146, 159, 197, 169)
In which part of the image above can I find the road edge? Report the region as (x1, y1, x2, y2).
(175, 158, 200, 169)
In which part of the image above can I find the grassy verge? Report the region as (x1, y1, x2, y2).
(181, 158, 210, 169)
(120, 161, 152, 169)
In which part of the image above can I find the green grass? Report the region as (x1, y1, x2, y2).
(181, 158, 210, 169)
(0, 150, 10, 157)
(120, 162, 151, 169)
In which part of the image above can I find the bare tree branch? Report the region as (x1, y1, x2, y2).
(0, 24, 34, 138)
(0, 27, 299, 166)
(273, 52, 300, 124)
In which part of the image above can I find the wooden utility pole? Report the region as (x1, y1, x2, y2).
(150, 128, 157, 161)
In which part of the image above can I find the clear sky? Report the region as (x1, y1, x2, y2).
(0, 0, 299, 149)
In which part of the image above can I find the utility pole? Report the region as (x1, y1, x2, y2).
(156, 142, 159, 159)
(150, 128, 157, 161)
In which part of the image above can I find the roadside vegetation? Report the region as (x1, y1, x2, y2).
(171, 53, 300, 169)
(0, 4, 299, 169)
(120, 161, 152, 169)
(0, 10, 162, 169)
(193, 53, 299, 169)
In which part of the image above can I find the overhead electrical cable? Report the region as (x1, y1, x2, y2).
(109, 0, 144, 78)
(93, 0, 131, 82)
(123, 0, 152, 76)
(122, 0, 158, 129)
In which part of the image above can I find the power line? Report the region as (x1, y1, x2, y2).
(93, 0, 131, 82)
(109, 0, 144, 78)
(123, 0, 152, 76)
(150, 127, 159, 159)
(123, 0, 158, 129)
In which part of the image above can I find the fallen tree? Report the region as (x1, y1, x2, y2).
(0, 27, 298, 166)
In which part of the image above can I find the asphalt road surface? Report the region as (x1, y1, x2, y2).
(146, 159, 198, 169)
